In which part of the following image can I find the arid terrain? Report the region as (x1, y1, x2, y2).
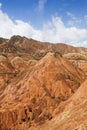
(0, 35, 87, 130)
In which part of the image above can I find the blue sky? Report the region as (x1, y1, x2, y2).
(1, 0, 87, 28)
(0, 0, 87, 47)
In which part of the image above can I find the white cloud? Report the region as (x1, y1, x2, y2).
(0, 10, 42, 39)
(84, 15, 87, 23)
(41, 16, 87, 46)
(67, 12, 76, 20)
(38, 0, 47, 11)
(67, 12, 82, 26)
(76, 40, 87, 47)
(0, 3, 2, 8)
(0, 9, 87, 47)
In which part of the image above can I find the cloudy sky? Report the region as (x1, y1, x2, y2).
(0, 0, 87, 47)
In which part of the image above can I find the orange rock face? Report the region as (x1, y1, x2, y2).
(0, 36, 87, 130)
(40, 80, 87, 130)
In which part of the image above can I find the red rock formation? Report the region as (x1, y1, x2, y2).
(0, 51, 85, 130)
(40, 80, 87, 130)
(0, 36, 87, 130)
(64, 53, 87, 77)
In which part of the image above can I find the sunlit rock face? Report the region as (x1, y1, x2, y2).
(0, 36, 87, 130)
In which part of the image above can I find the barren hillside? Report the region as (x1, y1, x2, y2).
(0, 36, 87, 130)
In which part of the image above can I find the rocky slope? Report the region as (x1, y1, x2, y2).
(0, 36, 87, 130)
(40, 80, 87, 130)
(64, 53, 87, 77)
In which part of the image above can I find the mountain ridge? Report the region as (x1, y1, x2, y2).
(0, 35, 87, 130)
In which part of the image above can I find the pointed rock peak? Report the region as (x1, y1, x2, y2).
(54, 51, 62, 57)
(41, 51, 62, 60)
